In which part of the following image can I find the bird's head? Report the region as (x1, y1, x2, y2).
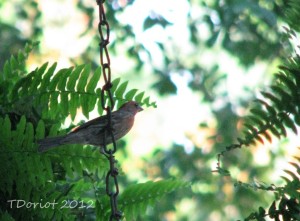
(120, 101, 143, 114)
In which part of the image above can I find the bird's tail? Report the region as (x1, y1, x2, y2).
(37, 136, 66, 153)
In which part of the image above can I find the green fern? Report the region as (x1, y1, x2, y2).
(0, 41, 188, 221)
(243, 151, 300, 221)
(0, 41, 38, 117)
(217, 53, 300, 176)
(238, 54, 300, 146)
(285, 0, 300, 33)
(214, 27, 300, 219)
(0, 115, 70, 220)
(1, 41, 156, 125)
(96, 179, 190, 221)
(215, 53, 300, 158)
(7, 61, 156, 123)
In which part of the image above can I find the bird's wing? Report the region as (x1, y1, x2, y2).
(71, 115, 108, 133)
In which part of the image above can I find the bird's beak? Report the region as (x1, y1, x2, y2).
(138, 105, 143, 112)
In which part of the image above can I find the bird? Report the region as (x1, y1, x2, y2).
(38, 101, 143, 152)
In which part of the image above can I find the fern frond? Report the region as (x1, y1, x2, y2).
(119, 179, 190, 220)
(96, 179, 190, 221)
(0, 114, 111, 220)
(240, 148, 300, 221)
(8, 63, 156, 122)
(0, 41, 38, 80)
(240, 55, 300, 146)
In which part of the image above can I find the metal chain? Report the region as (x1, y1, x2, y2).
(96, 0, 122, 220)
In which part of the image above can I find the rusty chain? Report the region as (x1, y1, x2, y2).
(96, 0, 122, 220)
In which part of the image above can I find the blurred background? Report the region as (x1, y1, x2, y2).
(1, 0, 299, 220)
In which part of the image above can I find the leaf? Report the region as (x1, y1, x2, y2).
(255, 135, 264, 144)
(40, 62, 57, 91)
(14, 115, 26, 148)
(49, 68, 67, 91)
(135, 91, 145, 103)
(2, 116, 11, 143)
(10, 56, 19, 70)
(60, 92, 69, 116)
(3, 61, 11, 79)
(271, 85, 292, 103)
(119, 179, 189, 220)
(87, 67, 101, 93)
(115, 81, 128, 98)
(247, 115, 265, 127)
(57, 68, 73, 91)
(280, 112, 297, 134)
(287, 66, 300, 86)
(244, 133, 257, 146)
(62, 156, 74, 178)
(96, 199, 110, 221)
(244, 123, 258, 135)
(50, 92, 59, 114)
(125, 89, 138, 100)
(268, 201, 277, 218)
(77, 64, 91, 92)
(69, 93, 79, 120)
(280, 175, 291, 183)
(268, 121, 281, 139)
(276, 72, 298, 97)
(288, 162, 300, 175)
(254, 98, 277, 116)
(88, 95, 97, 113)
(110, 77, 121, 92)
(43, 156, 54, 180)
(24, 122, 34, 149)
(272, 116, 287, 137)
(294, 114, 300, 126)
(250, 108, 267, 120)
(36, 120, 45, 139)
(11, 71, 35, 99)
(81, 94, 90, 118)
(284, 169, 299, 180)
(29, 62, 48, 94)
(17, 50, 26, 63)
(262, 131, 272, 143)
(260, 91, 282, 108)
(279, 196, 288, 210)
(67, 64, 85, 91)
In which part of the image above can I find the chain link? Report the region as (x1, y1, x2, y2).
(96, 0, 122, 220)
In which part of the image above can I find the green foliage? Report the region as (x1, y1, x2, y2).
(0, 42, 184, 220)
(241, 153, 300, 221)
(120, 179, 190, 220)
(96, 179, 190, 221)
(285, 0, 300, 32)
(216, 37, 300, 220)
(3, 55, 156, 122)
(238, 54, 300, 146)
(215, 50, 300, 157)
(2, 0, 300, 220)
(199, 0, 285, 66)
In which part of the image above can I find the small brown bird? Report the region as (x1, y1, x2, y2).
(38, 101, 143, 152)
